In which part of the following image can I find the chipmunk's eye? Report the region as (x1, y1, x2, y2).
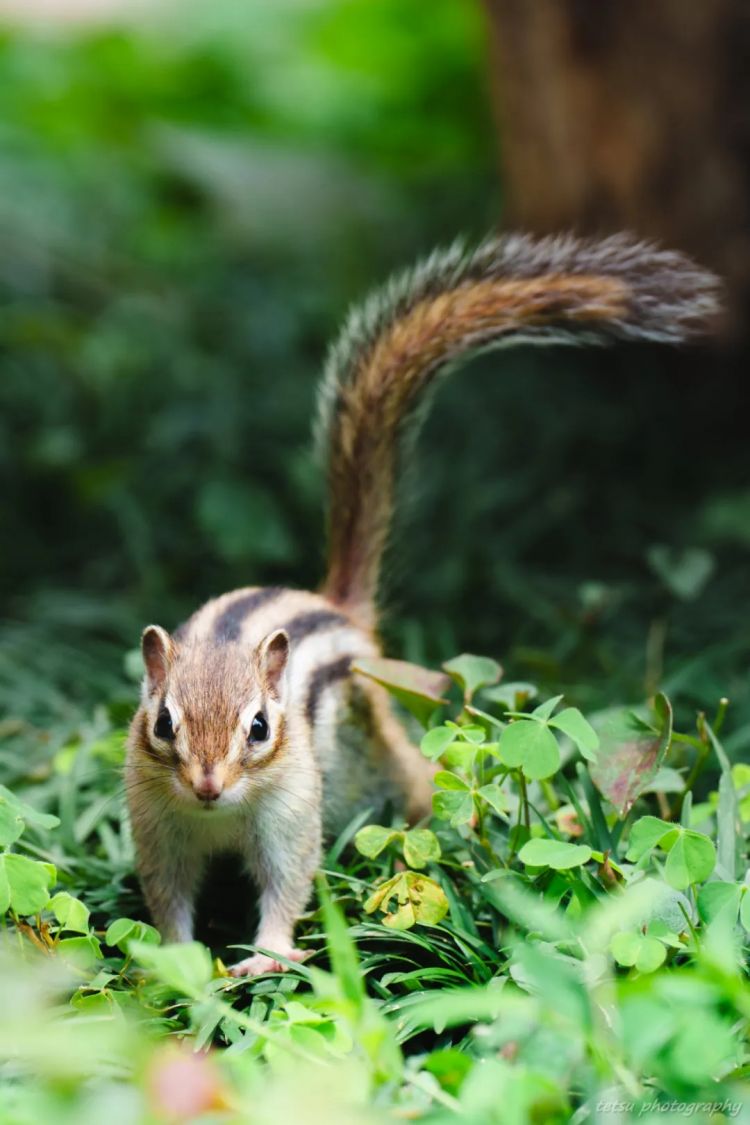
(154, 706, 175, 741)
(249, 712, 269, 743)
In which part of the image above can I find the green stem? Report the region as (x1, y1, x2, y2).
(671, 731, 705, 752)
(474, 793, 485, 843)
(507, 772, 526, 864)
(519, 774, 530, 831)
(678, 899, 699, 951)
(675, 742, 711, 819)
(541, 778, 559, 812)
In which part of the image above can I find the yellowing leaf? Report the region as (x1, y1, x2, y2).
(364, 871, 448, 929)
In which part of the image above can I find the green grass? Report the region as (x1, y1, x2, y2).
(1, 648, 749, 1124)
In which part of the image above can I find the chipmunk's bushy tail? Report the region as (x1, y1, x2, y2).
(316, 232, 721, 626)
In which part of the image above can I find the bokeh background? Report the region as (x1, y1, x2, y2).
(1, 0, 749, 770)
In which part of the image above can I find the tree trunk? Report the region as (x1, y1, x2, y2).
(483, 0, 750, 334)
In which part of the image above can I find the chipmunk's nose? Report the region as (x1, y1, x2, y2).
(194, 773, 223, 802)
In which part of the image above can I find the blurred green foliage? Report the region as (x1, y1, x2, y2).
(0, 0, 492, 667)
(0, 0, 749, 756)
(1, 8, 749, 1119)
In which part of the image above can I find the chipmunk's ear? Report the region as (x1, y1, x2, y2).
(257, 629, 289, 702)
(141, 625, 175, 696)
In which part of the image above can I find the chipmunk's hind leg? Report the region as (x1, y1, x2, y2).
(319, 678, 436, 833)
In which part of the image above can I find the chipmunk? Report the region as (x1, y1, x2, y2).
(126, 232, 719, 976)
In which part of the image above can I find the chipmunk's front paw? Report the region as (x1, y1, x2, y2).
(228, 948, 307, 978)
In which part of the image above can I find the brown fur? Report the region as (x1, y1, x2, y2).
(319, 234, 720, 623)
(166, 643, 253, 768)
(324, 274, 629, 615)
